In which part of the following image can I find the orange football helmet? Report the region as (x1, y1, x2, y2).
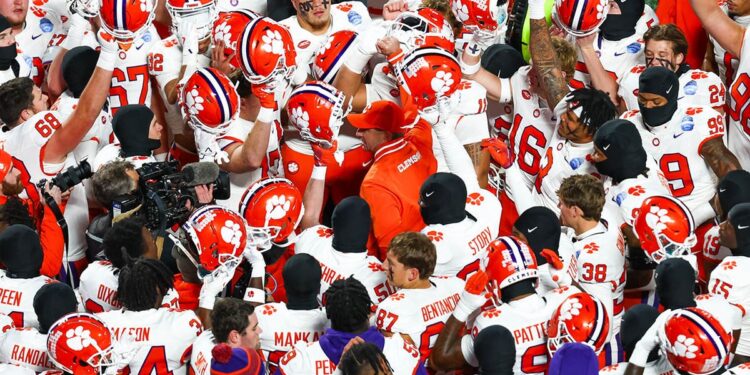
(47, 313, 115, 375)
(634, 195, 697, 263)
(658, 308, 732, 375)
(313, 30, 358, 84)
(547, 292, 610, 356)
(552, 0, 609, 37)
(451, 0, 499, 39)
(238, 17, 297, 85)
(166, 0, 217, 41)
(389, 8, 455, 53)
(99, 0, 155, 43)
(180, 67, 240, 135)
(286, 81, 351, 148)
(482, 236, 538, 303)
(213, 9, 260, 70)
(180, 205, 248, 278)
(239, 178, 304, 251)
(395, 46, 462, 113)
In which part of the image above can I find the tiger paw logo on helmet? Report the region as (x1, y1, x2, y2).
(66, 327, 95, 351)
(452, 2, 470, 22)
(139, 0, 152, 12)
(431, 71, 455, 96)
(558, 297, 583, 321)
(214, 22, 233, 47)
(186, 88, 205, 117)
(220, 220, 243, 246)
(261, 29, 285, 55)
(265, 195, 291, 220)
(670, 335, 700, 359)
(290, 107, 309, 130)
(645, 206, 671, 234)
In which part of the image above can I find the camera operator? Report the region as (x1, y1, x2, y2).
(92, 105, 163, 171)
(87, 160, 139, 259)
(0, 148, 64, 278)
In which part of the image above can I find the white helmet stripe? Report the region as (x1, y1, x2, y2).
(570, 0, 588, 31)
(589, 297, 606, 348)
(680, 309, 728, 359)
(115, 0, 126, 30)
(198, 68, 232, 124)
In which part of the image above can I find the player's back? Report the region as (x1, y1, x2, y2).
(0, 275, 53, 329)
(4, 110, 70, 182)
(709, 256, 750, 356)
(295, 225, 391, 304)
(374, 276, 464, 360)
(256, 302, 327, 372)
(79, 260, 120, 313)
(0, 327, 54, 372)
(469, 293, 550, 375)
(189, 330, 215, 375)
(97, 308, 202, 374)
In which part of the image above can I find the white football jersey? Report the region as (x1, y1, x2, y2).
(621, 107, 723, 225)
(0, 328, 54, 372)
(16, 5, 61, 86)
(605, 167, 671, 227)
(295, 225, 391, 304)
(599, 361, 675, 375)
(216, 0, 266, 13)
(91, 143, 156, 171)
(216, 117, 282, 212)
(532, 134, 597, 215)
(708, 256, 750, 356)
(365, 62, 402, 106)
(50, 91, 112, 163)
(374, 276, 464, 360)
(461, 293, 550, 375)
(618, 66, 725, 111)
(0, 275, 54, 329)
(727, 28, 750, 170)
(571, 34, 645, 90)
(189, 330, 215, 375)
(277, 331, 424, 375)
(280, 2, 371, 76)
(78, 261, 180, 313)
(3, 110, 89, 261)
(97, 308, 202, 373)
(702, 225, 732, 264)
(572, 221, 626, 331)
(422, 189, 501, 278)
(502, 66, 556, 192)
(710, 7, 750, 87)
(101, 25, 161, 114)
(0, 363, 35, 374)
(256, 303, 327, 372)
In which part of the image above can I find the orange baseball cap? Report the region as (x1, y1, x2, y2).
(0, 148, 12, 182)
(347, 101, 405, 133)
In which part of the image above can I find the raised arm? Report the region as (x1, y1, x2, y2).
(691, 0, 746, 58)
(528, 0, 569, 108)
(577, 34, 619, 105)
(44, 30, 117, 164)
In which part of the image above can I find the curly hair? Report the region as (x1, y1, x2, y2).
(103, 216, 148, 270)
(324, 277, 371, 333)
(0, 197, 35, 229)
(339, 342, 393, 375)
(567, 88, 618, 135)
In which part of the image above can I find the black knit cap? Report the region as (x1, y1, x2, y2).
(34, 282, 78, 334)
(481, 44, 527, 79)
(420, 172, 467, 225)
(332, 197, 371, 253)
(0, 225, 42, 278)
(475, 325, 516, 374)
(729, 202, 750, 256)
(593, 119, 647, 183)
(513, 206, 561, 265)
(717, 170, 750, 219)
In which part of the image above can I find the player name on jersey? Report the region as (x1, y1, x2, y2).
(10, 344, 53, 369)
(274, 331, 323, 347)
(0, 289, 22, 306)
(421, 293, 460, 322)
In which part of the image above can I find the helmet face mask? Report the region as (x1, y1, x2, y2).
(388, 10, 454, 53)
(170, 4, 217, 42)
(69, 0, 100, 18)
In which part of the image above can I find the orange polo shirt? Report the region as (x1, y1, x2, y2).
(360, 118, 437, 259)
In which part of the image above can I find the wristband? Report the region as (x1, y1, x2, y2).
(243, 287, 265, 304)
(528, 0, 546, 19)
(256, 107, 274, 124)
(198, 293, 216, 310)
(311, 166, 327, 180)
(460, 58, 481, 76)
(344, 47, 374, 75)
(96, 50, 116, 71)
(498, 78, 513, 104)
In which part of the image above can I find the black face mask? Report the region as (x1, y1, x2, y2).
(639, 66, 679, 128)
(0, 43, 16, 70)
(599, 0, 644, 41)
(112, 105, 160, 158)
(639, 101, 677, 128)
(331, 197, 371, 254)
(593, 119, 647, 182)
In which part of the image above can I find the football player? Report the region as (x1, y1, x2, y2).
(614, 25, 725, 112)
(703, 170, 750, 275)
(191, 298, 262, 375)
(91, 105, 162, 170)
(706, 0, 750, 87)
(419, 96, 501, 278)
(46, 313, 127, 374)
(709, 202, 750, 362)
(460, 37, 577, 233)
(0, 225, 56, 328)
(96, 258, 203, 373)
(0, 16, 28, 85)
(0, 33, 117, 285)
(567, 0, 648, 91)
(693, 0, 750, 170)
(0, 282, 77, 372)
(79, 217, 179, 313)
(276, 277, 427, 374)
(621, 66, 742, 280)
(256, 254, 327, 372)
(98, 0, 161, 114)
(557, 174, 625, 365)
(431, 236, 551, 374)
(375, 232, 464, 360)
(296, 193, 390, 304)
